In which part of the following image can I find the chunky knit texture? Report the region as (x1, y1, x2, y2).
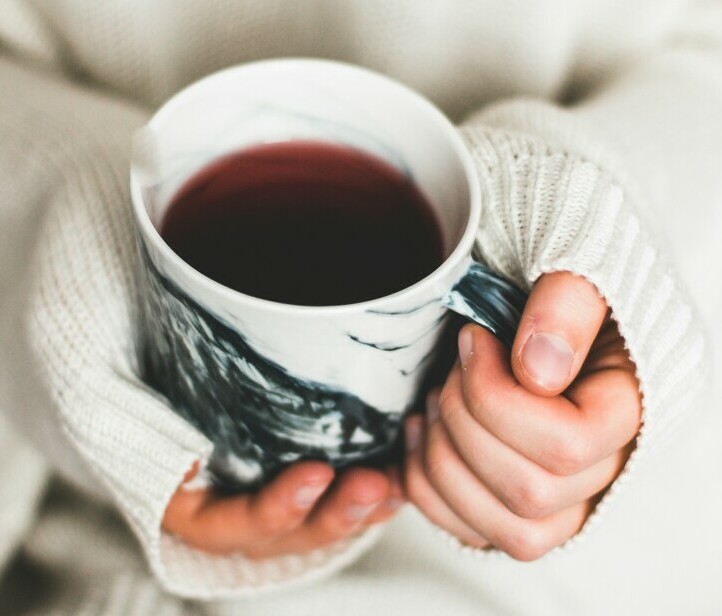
(0, 1, 720, 612)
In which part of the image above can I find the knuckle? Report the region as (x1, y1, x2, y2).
(507, 474, 556, 520)
(499, 522, 551, 562)
(545, 426, 593, 476)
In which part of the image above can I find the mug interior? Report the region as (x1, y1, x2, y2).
(135, 59, 474, 262)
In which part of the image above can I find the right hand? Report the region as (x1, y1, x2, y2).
(163, 461, 404, 559)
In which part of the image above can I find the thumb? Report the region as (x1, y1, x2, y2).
(511, 271, 607, 396)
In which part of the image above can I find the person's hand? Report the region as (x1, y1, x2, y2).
(163, 461, 404, 559)
(403, 271, 642, 561)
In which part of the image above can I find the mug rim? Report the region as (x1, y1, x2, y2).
(130, 57, 481, 316)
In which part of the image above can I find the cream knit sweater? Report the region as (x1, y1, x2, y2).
(0, 1, 720, 613)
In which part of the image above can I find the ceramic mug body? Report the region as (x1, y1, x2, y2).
(130, 59, 526, 490)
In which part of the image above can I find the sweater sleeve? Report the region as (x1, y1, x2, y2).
(452, 2, 717, 553)
(0, 56, 383, 599)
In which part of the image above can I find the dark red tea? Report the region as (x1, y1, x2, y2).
(161, 141, 444, 306)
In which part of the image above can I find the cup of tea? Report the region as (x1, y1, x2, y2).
(130, 58, 526, 491)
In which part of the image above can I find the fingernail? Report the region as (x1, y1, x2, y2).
(294, 483, 327, 509)
(426, 391, 440, 423)
(458, 327, 474, 368)
(520, 332, 574, 391)
(347, 501, 381, 522)
(405, 420, 421, 452)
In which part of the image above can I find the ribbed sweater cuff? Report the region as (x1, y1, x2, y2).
(450, 123, 707, 554)
(158, 525, 385, 599)
(36, 312, 384, 599)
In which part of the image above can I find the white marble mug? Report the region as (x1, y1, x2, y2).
(130, 59, 526, 490)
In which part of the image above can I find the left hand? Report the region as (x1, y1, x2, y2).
(403, 271, 642, 561)
(164, 462, 404, 559)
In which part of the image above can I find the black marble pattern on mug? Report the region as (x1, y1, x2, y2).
(347, 312, 447, 353)
(136, 245, 404, 492)
(365, 296, 443, 315)
(441, 261, 527, 349)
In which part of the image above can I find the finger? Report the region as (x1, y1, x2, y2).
(500, 272, 608, 396)
(423, 413, 590, 561)
(243, 468, 393, 559)
(366, 465, 407, 524)
(167, 461, 334, 554)
(303, 466, 391, 545)
(403, 414, 491, 549)
(242, 466, 399, 560)
(239, 464, 406, 559)
(433, 385, 632, 518)
(455, 327, 640, 475)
